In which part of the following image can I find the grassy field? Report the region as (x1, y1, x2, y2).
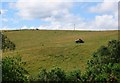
(2, 30, 118, 77)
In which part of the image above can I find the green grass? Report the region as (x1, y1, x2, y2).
(2, 30, 118, 77)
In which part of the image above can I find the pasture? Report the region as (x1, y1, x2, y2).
(2, 30, 118, 77)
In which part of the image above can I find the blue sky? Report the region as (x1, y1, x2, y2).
(0, 0, 118, 30)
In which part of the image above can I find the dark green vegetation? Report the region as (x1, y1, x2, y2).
(2, 56, 29, 82)
(0, 32, 15, 51)
(84, 40, 120, 82)
(2, 39, 120, 82)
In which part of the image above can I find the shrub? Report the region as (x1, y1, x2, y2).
(36, 68, 83, 83)
(85, 40, 120, 83)
(0, 32, 16, 51)
(38, 67, 66, 83)
(66, 70, 82, 83)
(2, 56, 29, 82)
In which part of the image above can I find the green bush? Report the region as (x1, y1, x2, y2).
(66, 70, 82, 83)
(2, 56, 29, 83)
(34, 68, 83, 83)
(85, 40, 120, 83)
(0, 32, 16, 51)
(37, 67, 66, 83)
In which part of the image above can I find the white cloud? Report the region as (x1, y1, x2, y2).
(15, 0, 85, 30)
(20, 26, 28, 29)
(15, 0, 73, 20)
(89, 2, 117, 13)
(88, 0, 118, 30)
(20, 26, 36, 29)
(15, 0, 85, 25)
(89, 15, 118, 30)
(11, 0, 118, 30)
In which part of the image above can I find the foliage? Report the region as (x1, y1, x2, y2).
(66, 70, 82, 83)
(31, 67, 82, 83)
(85, 40, 120, 83)
(37, 67, 66, 83)
(2, 56, 29, 82)
(0, 32, 15, 51)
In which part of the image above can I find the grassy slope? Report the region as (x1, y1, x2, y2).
(3, 30, 118, 77)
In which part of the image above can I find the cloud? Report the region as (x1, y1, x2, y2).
(15, 0, 73, 20)
(15, 0, 84, 24)
(89, 14, 118, 30)
(9, 0, 118, 30)
(15, 0, 85, 30)
(89, 2, 117, 13)
(88, 0, 118, 30)
(21, 26, 36, 29)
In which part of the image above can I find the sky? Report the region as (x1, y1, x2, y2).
(0, 0, 119, 30)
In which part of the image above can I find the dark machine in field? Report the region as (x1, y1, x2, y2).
(75, 39, 84, 43)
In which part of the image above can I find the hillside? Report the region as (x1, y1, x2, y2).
(2, 30, 118, 77)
